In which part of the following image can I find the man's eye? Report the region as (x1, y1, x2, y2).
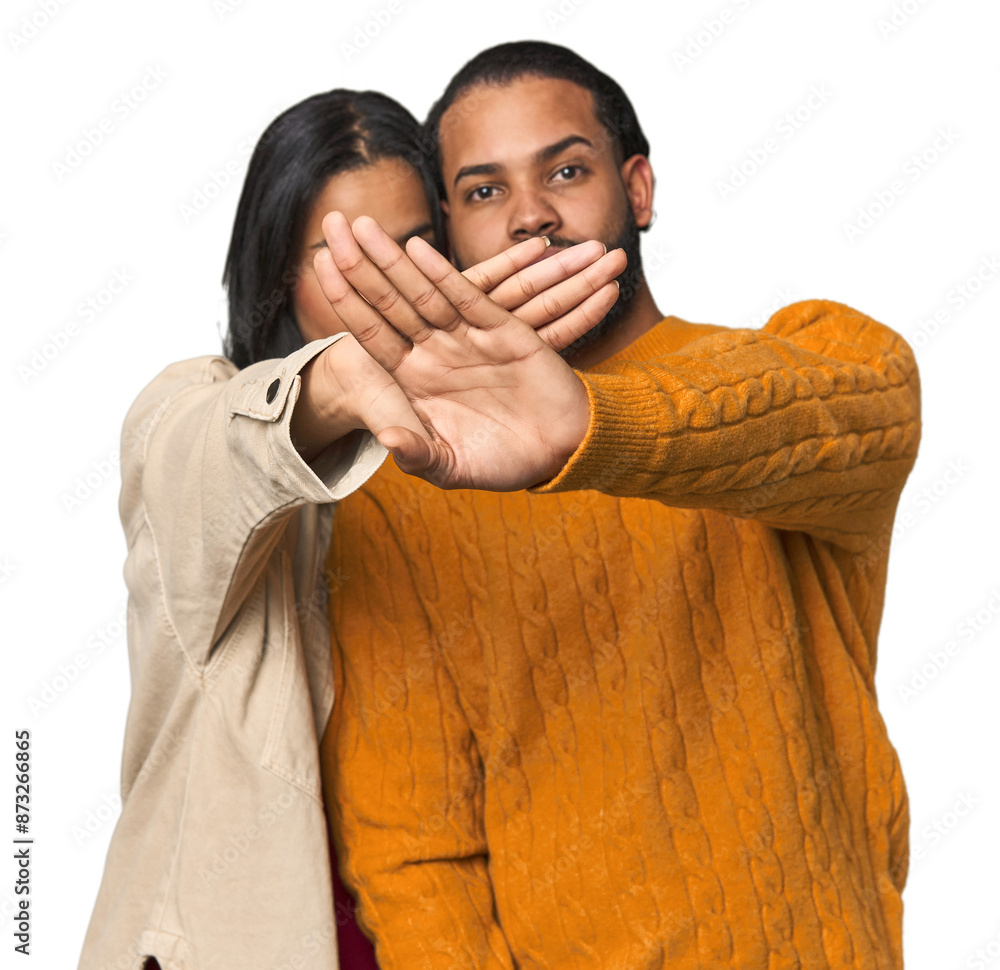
(553, 165, 582, 181)
(468, 185, 499, 202)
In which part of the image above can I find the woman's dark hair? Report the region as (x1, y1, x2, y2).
(222, 89, 444, 369)
(423, 41, 650, 200)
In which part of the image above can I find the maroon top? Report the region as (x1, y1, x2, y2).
(331, 840, 381, 969)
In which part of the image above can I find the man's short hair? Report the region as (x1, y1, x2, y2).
(423, 40, 650, 197)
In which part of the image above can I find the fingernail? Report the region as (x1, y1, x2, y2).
(541, 235, 551, 247)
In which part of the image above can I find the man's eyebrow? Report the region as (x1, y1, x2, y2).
(535, 135, 594, 163)
(453, 162, 501, 189)
(452, 135, 596, 189)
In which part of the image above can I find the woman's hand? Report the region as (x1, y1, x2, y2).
(290, 332, 424, 464)
(310, 212, 618, 491)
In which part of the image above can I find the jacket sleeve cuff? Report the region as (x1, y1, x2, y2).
(227, 334, 388, 505)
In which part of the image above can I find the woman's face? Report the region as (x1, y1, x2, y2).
(293, 157, 437, 342)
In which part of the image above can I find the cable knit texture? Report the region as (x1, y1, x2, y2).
(320, 300, 920, 970)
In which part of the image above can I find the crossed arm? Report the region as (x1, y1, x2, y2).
(290, 220, 623, 469)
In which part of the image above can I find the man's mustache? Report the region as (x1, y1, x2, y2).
(538, 235, 585, 250)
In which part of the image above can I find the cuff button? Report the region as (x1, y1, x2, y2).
(266, 378, 280, 404)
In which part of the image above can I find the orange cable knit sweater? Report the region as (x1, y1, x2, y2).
(320, 299, 921, 970)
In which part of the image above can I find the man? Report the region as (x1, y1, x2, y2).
(319, 41, 921, 969)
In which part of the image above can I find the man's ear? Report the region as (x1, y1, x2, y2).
(621, 154, 654, 230)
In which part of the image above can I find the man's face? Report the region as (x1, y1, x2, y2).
(438, 75, 649, 355)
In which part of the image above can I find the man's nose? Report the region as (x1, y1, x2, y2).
(507, 190, 560, 240)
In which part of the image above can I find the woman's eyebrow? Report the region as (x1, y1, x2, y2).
(396, 222, 434, 245)
(308, 222, 433, 251)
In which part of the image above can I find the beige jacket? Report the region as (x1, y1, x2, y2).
(79, 335, 387, 970)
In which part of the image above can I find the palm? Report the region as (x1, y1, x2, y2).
(383, 316, 586, 490)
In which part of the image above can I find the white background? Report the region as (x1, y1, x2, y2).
(3, 0, 999, 966)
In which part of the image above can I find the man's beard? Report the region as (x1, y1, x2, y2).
(546, 208, 645, 361)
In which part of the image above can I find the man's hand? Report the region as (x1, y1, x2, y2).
(314, 212, 622, 491)
(462, 235, 623, 344)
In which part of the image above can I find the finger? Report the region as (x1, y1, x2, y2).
(461, 236, 549, 295)
(374, 426, 446, 484)
(488, 240, 608, 311)
(511, 248, 627, 329)
(312, 247, 411, 372)
(354, 216, 466, 334)
(405, 236, 512, 333)
(322, 212, 431, 344)
(534, 281, 621, 353)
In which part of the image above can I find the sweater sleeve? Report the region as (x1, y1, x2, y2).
(530, 300, 921, 552)
(325, 490, 515, 970)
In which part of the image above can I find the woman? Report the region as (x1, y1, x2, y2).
(78, 89, 622, 970)
(222, 89, 446, 370)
